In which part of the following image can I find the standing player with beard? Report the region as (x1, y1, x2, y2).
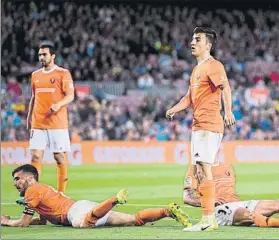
(166, 27, 236, 231)
(26, 41, 74, 193)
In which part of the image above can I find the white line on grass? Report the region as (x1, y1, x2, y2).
(1, 202, 194, 208)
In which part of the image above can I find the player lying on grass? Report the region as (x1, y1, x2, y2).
(183, 161, 279, 228)
(1, 164, 192, 228)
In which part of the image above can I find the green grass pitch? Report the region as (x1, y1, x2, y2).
(1, 163, 279, 239)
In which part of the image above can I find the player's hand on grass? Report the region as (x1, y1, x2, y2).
(166, 109, 175, 121)
(224, 112, 236, 127)
(50, 103, 62, 113)
(1, 215, 10, 225)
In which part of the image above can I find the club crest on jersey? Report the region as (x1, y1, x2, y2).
(50, 78, 56, 83)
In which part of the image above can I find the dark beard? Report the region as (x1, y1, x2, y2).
(41, 61, 50, 67)
(20, 182, 28, 196)
(20, 189, 26, 197)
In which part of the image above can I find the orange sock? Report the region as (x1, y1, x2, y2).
(57, 162, 68, 193)
(135, 208, 171, 226)
(254, 212, 279, 227)
(84, 196, 117, 226)
(31, 161, 41, 176)
(199, 180, 215, 216)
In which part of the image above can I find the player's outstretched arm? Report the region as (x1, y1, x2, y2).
(183, 188, 201, 207)
(1, 214, 33, 227)
(222, 82, 236, 127)
(26, 94, 35, 130)
(166, 89, 191, 121)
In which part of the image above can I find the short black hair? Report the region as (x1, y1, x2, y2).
(12, 164, 39, 181)
(193, 27, 218, 51)
(39, 40, 56, 55)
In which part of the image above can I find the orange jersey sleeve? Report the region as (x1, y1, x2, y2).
(25, 184, 43, 209)
(31, 66, 74, 129)
(62, 70, 74, 94)
(24, 183, 75, 225)
(207, 61, 228, 88)
(190, 57, 225, 133)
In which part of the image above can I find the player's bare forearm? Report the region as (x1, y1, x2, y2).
(57, 92, 74, 107)
(166, 89, 191, 120)
(26, 95, 35, 130)
(222, 82, 232, 114)
(183, 189, 201, 207)
(1, 214, 33, 227)
(172, 95, 191, 113)
(222, 82, 236, 127)
(27, 95, 35, 119)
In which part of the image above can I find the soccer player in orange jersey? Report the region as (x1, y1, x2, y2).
(183, 160, 279, 228)
(1, 164, 191, 228)
(26, 41, 74, 193)
(166, 27, 236, 231)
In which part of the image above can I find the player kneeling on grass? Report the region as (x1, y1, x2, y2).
(1, 164, 192, 228)
(183, 161, 279, 229)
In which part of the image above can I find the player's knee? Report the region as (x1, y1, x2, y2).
(135, 213, 145, 226)
(196, 170, 204, 183)
(130, 214, 138, 226)
(53, 152, 65, 164)
(31, 152, 42, 162)
(197, 162, 212, 180)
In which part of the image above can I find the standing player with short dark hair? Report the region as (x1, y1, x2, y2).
(166, 27, 236, 231)
(26, 41, 74, 193)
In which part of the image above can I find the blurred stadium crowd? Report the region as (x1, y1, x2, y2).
(1, 2, 279, 141)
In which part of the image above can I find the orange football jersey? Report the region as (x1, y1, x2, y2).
(24, 183, 75, 225)
(190, 57, 228, 134)
(184, 162, 240, 205)
(31, 65, 74, 129)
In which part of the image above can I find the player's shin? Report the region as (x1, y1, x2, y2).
(31, 160, 41, 176)
(135, 208, 171, 226)
(54, 153, 68, 193)
(199, 179, 215, 220)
